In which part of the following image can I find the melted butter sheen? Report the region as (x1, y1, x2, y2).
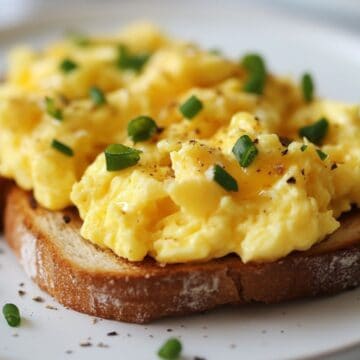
(1, 23, 359, 263)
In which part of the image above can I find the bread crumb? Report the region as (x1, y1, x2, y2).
(97, 342, 109, 348)
(18, 290, 26, 297)
(46, 305, 58, 310)
(32, 296, 44, 303)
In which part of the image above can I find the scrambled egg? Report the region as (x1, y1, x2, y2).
(1, 23, 359, 263)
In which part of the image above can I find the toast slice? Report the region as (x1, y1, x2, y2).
(4, 185, 360, 323)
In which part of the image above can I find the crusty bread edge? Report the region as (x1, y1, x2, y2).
(0, 177, 11, 230)
(5, 186, 360, 323)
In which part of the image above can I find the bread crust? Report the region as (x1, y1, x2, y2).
(4, 186, 360, 323)
(0, 177, 10, 230)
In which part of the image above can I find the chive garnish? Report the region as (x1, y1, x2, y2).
(300, 144, 308, 152)
(89, 86, 106, 106)
(158, 338, 182, 360)
(128, 116, 158, 143)
(51, 139, 74, 157)
(301, 73, 314, 102)
(2, 304, 21, 327)
(45, 97, 63, 121)
(105, 144, 142, 171)
(299, 118, 329, 145)
(208, 165, 238, 192)
(232, 135, 258, 168)
(117, 45, 150, 72)
(242, 53, 267, 95)
(316, 149, 328, 161)
(179, 95, 203, 119)
(59, 58, 78, 73)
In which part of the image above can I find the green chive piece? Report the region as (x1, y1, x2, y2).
(128, 116, 158, 143)
(89, 86, 106, 106)
(158, 338, 182, 360)
(242, 53, 267, 95)
(59, 58, 78, 73)
(300, 144, 308, 152)
(51, 139, 74, 157)
(301, 73, 314, 102)
(105, 144, 142, 171)
(299, 118, 329, 145)
(2, 303, 21, 327)
(232, 135, 258, 168)
(179, 95, 203, 119)
(209, 165, 238, 192)
(316, 149, 328, 161)
(117, 45, 150, 72)
(45, 97, 63, 121)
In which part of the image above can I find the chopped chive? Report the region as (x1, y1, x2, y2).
(117, 45, 150, 72)
(179, 95, 203, 119)
(299, 118, 329, 145)
(158, 338, 182, 360)
(89, 86, 106, 106)
(232, 135, 258, 168)
(241, 53, 267, 95)
(208, 165, 238, 192)
(301, 73, 314, 102)
(128, 116, 158, 143)
(45, 97, 63, 121)
(59, 58, 78, 73)
(316, 149, 328, 161)
(300, 144, 308, 152)
(2, 304, 21, 327)
(51, 139, 74, 157)
(105, 144, 142, 171)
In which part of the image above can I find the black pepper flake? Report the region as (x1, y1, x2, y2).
(32, 296, 45, 303)
(63, 215, 71, 224)
(331, 163, 338, 170)
(107, 331, 118, 336)
(301, 169, 305, 176)
(19, 283, 24, 287)
(18, 290, 26, 296)
(253, 138, 259, 144)
(194, 357, 207, 360)
(79, 342, 92, 347)
(166, 328, 173, 332)
(286, 177, 296, 184)
(157, 127, 165, 134)
(29, 195, 38, 209)
(45, 305, 58, 310)
(279, 136, 292, 147)
(281, 149, 288, 156)
(65, 350, 73, 355)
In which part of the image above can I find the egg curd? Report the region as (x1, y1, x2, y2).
(1, 23, 359, 263)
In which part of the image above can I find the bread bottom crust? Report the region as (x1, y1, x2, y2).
(4, 185, 360, 323)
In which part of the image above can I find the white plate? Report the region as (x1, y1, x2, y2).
(1, 2, 360, 359)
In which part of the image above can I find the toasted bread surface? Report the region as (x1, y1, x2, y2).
(4, 185, 360, 323)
